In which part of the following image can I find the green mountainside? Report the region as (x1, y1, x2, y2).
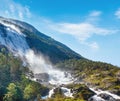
(56, 59, 120, 96)
(0, 48, 119, 101)
(0, 17, 120, 101)
(0, 48, 49, 101)
(0, 17, 82, 64)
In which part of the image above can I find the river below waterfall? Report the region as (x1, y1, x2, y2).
(89, 88, 120, 101)
(39, 69, 74, 99)
(31, 68, 120, 101)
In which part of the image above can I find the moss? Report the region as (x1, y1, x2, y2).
(66, 84, 95, 100)
(43, 98, 85, 101)
(51, 87, 64, 98)
(56, 59, 120, 97)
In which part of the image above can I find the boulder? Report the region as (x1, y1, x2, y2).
(66, 84, 95, 100)
(34, 73, 49, 83)
(98, 93, 116, 101)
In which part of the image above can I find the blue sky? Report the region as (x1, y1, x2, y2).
(0, 0, 120, 66)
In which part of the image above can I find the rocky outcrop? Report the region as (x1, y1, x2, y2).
(88, 93, 117, 101)
(66, 83, 95, 100)
(99, 93, 116, 101)
(34, 73, 49, 83)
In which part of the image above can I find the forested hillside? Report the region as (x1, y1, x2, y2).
(0, 47, 49, 101)
(56, 59, 120, 96)
(0, 17, 120, 101)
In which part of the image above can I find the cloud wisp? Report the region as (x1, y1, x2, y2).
(0, 1, 119, 50)
(50, 22, 117, 42)
(115, 8, 120, 19)
(40, 10, 118, 50)
(89, 11, 102, 17)
(0, 0, 31, 20)
(47, 21, 118, 50)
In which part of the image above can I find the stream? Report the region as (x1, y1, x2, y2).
(89, 88, 120, 101)
(31, 68, 120, 101)
(40, 69, 74, 99)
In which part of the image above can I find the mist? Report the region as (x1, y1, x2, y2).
(24, 49, 73, 85)
(25, 50, 52, 74)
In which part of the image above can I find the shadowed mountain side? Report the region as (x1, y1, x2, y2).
(0, 16, 83, 64)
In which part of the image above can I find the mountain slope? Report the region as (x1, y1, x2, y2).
(56, 59, 120, 96)
(0, 17, 83, 63)
(0, 17, 120, 101)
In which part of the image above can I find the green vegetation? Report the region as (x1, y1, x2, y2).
(0, 47, 120, 101)
(39, 98, 85, 101)
(66, 84, 95, 100)
(56, 59, 120, 95)
(0, 48, 96, 101)
(3, 83, 22, 101)
(1, 17, 83, 64)
(0, 48, 49, 101)
(21, 28, 82, 64)
(1, 17, 120, 101)
(38, 83, 94, 101)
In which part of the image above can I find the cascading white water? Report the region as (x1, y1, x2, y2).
(48, 69, 73, 85)
(91, 95, 105, 101)
(89, 88, 120, 101)
(25, 49, 73, 85)
(61, 87, 73, 97)
(42, 86, 73, 99)
(25, 50, 74, 98)
(25, 50, 72, 80)
(24, 49, 120, 100)
(0, 20, 74, 99)
(41, 88, 55, 99)
(1, 20, 120, 101)
(48, 88, 56, 98)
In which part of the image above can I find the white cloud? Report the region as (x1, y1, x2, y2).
(18, 11, 23, 19)
(85, 11, 102, 23)
(50, 22, 118, 41)
(0, 0, 31, 20)
(31, 10, 117, 50)
(89, 42, 99, 50)
(25, 6, 31, 18)
(115, 8, 120, 19)
(89, 11, 102, 17)
(47, 21, 118, 50)
(0, 1, 118, 50)
(10, 4, 15, 13)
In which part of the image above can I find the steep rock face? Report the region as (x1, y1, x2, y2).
(0, 23, 29, 54)
(0, 17, 83, 63)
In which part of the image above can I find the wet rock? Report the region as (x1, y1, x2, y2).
(88, 93, 116, 101)
(98, 93, 116, 101)
(66, 84, 95, 100)
(51, 87, 64, 98)
(34, 73, 49, 83)
(110, 90, 120, 96)
(88, 95, 104, 101)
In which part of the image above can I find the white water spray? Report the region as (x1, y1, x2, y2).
(25, 50, 73, 85)
(89, 88, 120, 100)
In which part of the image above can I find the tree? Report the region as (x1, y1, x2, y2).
(9, 58, 21, 81)
(3, 83, 22, 101)
(24, 84, 36, 100)
(23, 82, 45, 100)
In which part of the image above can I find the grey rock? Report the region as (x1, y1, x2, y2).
(35, 73, 49, 82)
